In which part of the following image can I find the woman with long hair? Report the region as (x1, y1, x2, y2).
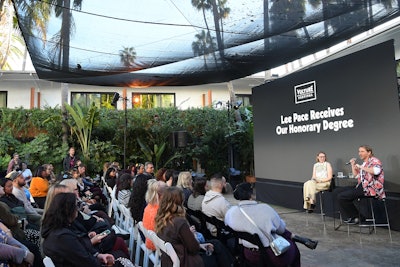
(142, 179, 167, 250)
(115, 173, 132, 207)
(155, 187, 215, 267)
(105, 166, 118, 188)
(41, 192, 115, 266)
(187, 177, 207, 211)
(176, 171, 193, 207)
(42, 184, 69, 216)
(29, 165, 50, 209)
(128, 174, 149, 223)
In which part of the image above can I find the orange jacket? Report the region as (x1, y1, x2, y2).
(142, 203, 159, 251)
(29, 177, 49, 197)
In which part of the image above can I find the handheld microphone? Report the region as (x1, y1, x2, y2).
(345, 158, 357, 165)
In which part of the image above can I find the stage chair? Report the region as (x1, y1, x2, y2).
(148, 229, 180, 267)
(357, 196, 392, 243)
(306, 176, 335, 228)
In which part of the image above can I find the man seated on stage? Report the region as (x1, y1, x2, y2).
(337, 145, 385, 224)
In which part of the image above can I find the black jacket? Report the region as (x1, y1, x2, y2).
(42, 226, 100, 267)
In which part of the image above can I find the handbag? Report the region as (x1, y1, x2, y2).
(238, 207, 290, 256)
(269, 234, 291, 256)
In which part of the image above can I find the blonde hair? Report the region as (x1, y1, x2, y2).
(59, 178, 78, 192)
(177, 171, 192, 190)
(43, 184, 69, 216)
(145, 179, 166, 205)
(154, 187, 185, 233)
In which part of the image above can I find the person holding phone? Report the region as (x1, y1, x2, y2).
(42, 192, 115, 266)
(155, 187, 219, 267)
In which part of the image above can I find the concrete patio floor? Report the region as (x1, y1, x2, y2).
(224, 192, 399, 267)
(273, 205, 399, 267)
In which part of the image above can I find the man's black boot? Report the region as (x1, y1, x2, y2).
(292, 235, 318, 250)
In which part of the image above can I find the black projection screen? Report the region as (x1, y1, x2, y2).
(253, 40, 400, 193)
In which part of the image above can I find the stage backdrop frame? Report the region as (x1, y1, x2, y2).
(253, 40, 400, 230)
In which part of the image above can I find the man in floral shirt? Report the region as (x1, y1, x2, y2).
(338, 145, 385, 224)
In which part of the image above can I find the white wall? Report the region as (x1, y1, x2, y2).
(0, 72, 263, 109)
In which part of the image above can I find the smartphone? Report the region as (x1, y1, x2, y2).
(100, 229, 111, 236)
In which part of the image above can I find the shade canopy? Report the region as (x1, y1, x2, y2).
(13, 0, 400, 87)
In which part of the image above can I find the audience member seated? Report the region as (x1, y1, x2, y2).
(0, 224, 34, 267)
(303, 151, 333, 213)
(105, 166, 118, 188)
(155, 167, 167, 182)
(142, 179, 167, 250)
(10, 171, 43, 216)
(177, 171, 193, 207)
(43, 183, 130, 261)
(221, 176, 234, 195)
(0, 200, 25, 241)
(165, 169, 178, 187)
(60, 179, 116, 229)
(187, 177, 207, 211)
(115, 173, 132, 207)
(20, 162, 33, 185)
(41, 192, 117, 266)
(202, 174, 231, 236)
(29, 165, 50, 209)
(135, 163, 145, 177)
(143, 162, 155, 179)
(225, 183, 318, 267)
(128, 174, 149, 223)
(0, 178, 41, 228)
(72, 167, 107, 210)
(155, 187, 223, 267)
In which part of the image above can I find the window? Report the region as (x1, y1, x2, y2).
(0, 92, 6, 107)
(132, 93, 175, 109)
(236, 94, 252, 107)
(71, 92, 116, 108)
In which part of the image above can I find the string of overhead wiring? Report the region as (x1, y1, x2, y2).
(166, 0, 200, 32)
(36, 0, 203, 30)
(34, 0, 251, 35)
(24, 31, 197, 64)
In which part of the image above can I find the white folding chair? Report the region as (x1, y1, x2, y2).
(43, 256, 55, 267)
(109, 186, 121, 225)
(147, 230, 180, 267)
(106, 184, 113, 217)
(135, 221, 160, 267)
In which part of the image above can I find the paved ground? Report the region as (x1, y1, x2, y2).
(263, 205, 398, 267)
(225, 194, 399, 267)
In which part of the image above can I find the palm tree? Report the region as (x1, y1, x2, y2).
(208, 0, 225, 63)
(191, 0, 218, 65)
(0, 0, 24, 69)
(216, 0, 230, 46)
(119, 46, 137, 68)
(192, 30, 216, 69)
